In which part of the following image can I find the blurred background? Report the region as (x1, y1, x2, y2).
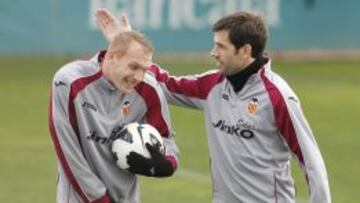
(0, 0, 359, 202)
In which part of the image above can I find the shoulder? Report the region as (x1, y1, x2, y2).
(135, 72, 163, 97)
(196, 69, 224, 84)
(53, 59, 100, 86)
(134, 74, 167, 110)
(148, 63, 224, 83)
(259, 64, 300, 106)
(143, 71, 159, 87)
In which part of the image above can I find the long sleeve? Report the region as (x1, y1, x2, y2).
(135, 76, 180, 171)
(49, 70, 111, 203)
(283, 96, 331, 203)
(260, 66, 331, 203)
(148, 64, 224, 110)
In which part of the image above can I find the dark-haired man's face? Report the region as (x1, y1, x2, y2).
(211, 31, 252, 75)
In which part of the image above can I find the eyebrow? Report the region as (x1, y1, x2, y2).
(215, 42, 226, 48)
(129, 61, 148, 70)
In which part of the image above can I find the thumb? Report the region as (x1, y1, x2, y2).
(146, 143, 161, 158)
(120, 13, 132, 31)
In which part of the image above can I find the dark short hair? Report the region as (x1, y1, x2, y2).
(212, 11, 267, 57)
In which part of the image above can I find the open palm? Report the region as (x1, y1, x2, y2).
(95, 8, 132, 42)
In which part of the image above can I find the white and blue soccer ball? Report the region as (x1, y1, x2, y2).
(110, 122, 165, 170)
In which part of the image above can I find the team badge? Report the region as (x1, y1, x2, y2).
(121, 101, 131, 117)
(247, 98, 259, 114)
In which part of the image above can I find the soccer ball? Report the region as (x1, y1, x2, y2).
(110, 122, 165, 170)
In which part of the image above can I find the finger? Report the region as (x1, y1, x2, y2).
(95, 8, 108, 21)
(146, 143, 160, 157)
(95, 8, 104, 18)
(96, 8, 114, 26)
(96, 7, 107, 14)
(95, 18, 105, 30)
(101, 8, 119, 25)
(120, 14, 128, 24)
(145, 143, 154, 151)
(127, 153, 147, 168)
(120, 13, 131, 29)
(95, 9, 107, 27)
(96, 8, 110, 19)
(95, 19, 106, 31)
(100, 13, 112, 26)
(128, 151, 142, 158)
(127, 152, 145, 162)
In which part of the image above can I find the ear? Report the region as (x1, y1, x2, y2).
(243, 44, 253, 57)
(105, 51, 116, 60)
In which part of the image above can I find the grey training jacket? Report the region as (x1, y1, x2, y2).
(149, 59, 331, 203)
(49, 52, 179, 203)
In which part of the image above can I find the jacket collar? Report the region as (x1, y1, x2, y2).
(226, 56, 268, 93)
(93, 50, 117, 92)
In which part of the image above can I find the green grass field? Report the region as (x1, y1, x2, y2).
(0, 56, 359, 202)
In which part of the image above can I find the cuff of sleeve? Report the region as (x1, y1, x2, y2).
(91, 193, 112, 203)
(165, 155, 178, 170)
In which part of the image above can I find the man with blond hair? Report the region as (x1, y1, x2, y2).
(49, 30, 180, 203)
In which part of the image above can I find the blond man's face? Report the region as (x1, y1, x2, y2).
(104, 42, 152, 93)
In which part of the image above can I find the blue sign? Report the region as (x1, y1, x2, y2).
(0, 0, 359, 54)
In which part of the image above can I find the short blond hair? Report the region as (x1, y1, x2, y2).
(108, 31, 153, 58)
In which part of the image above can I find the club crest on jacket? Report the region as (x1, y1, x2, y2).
(121, 101, 131, 117)
(247, 98, 258, 114)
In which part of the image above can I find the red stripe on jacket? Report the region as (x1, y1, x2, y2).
(68, 71, 103, 151)
(149, 64, 224, 100)
(49, 70, 110, 203)
(260, 68, 305, 166)
(135, 81, 177, 169)
(135, 81, 170, 138)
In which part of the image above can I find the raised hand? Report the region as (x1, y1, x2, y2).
(95, 8, 132, 42)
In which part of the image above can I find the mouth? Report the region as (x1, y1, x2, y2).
(215, 60, 223, 68)
(114, 79, 138, 93)
(124, 79, 139, 88)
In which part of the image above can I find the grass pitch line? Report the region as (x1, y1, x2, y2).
(176, 168, 211, 184)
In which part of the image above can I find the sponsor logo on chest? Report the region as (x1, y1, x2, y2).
(82, 101, 97, 112)
(87, 130, 113, 144)
(212, 119, 255, 139)
(212, 97, 261, 138)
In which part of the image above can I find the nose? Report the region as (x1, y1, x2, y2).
(210, 47, 219, 59)
(134, 70, 144, 82)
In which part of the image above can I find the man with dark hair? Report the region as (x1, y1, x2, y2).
(97, 9, 331, 203)
(212, 11, 267, 58)
(49, 30, 180, 203)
